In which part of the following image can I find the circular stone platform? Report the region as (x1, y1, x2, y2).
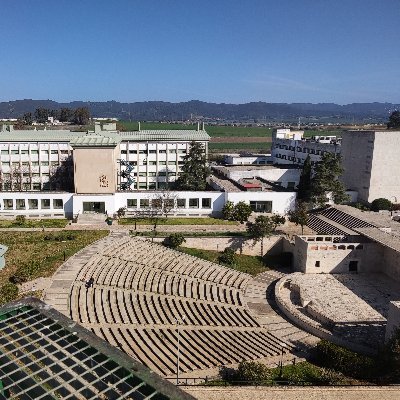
(275, 272, 400, 353)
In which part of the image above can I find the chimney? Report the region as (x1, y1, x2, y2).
(197, 122, 200, 131)
(138, 121, 141, 132)
(201, 122, 205, 130)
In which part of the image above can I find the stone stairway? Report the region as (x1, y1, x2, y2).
(76, 212, 108, 225)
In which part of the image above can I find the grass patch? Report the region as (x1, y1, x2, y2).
(0, 230, 108, 305)
(119, 217, 237, 226)
(0, 219, 68, 228)
(209, 142, 271, 152)
(178, 247, 269, 276)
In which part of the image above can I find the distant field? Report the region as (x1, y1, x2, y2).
(303, 129, 342, 137)
(118, 121, 272, 137)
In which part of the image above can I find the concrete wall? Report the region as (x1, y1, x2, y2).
(73, 146, 118, 194)
(293, 235, 383, 274)
(382, 246, 400, 282)
(369, 132, 400, 203)
(385, 301, 400, 342)
(180, 236, 283, 256)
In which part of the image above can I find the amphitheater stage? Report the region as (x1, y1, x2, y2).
(275, 273, 400, 352)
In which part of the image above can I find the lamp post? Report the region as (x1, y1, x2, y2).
(176, 315, 185, 385)
(279, 343, 287, 377)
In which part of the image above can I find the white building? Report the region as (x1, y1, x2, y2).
(272, 129, 341, 166)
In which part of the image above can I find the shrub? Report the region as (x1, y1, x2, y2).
(0, 282, 19, 305)
(312, 340, 375, 379)
(371, 198, 392, 212)
(164, 233, 186, 249)
(218, 247, 236, 266)
(237, 360, 271, 382)
(15, 215, 26, 226)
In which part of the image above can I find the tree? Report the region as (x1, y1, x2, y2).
(288, 202, 309, 234)
(175, 141, 210, 190)
(59, 108, 74, 122)
(311, 153, 349, 206)
(73, 107, 90, 125)
(164, 233, 186, 249)
(297, 155, 312, 202)
(222, 201, 252, 223)
(48, 156, 74, 191)
(270, 214, 286, 231)
(218, 247, 236, 266)
(387, 110, 400, 129)
(151, 190, 179, 218)
(371, 198, 392, 212)
(22, 112, 33, 125)
(34, 108, 49, 123)
(246, 215, 275, 256)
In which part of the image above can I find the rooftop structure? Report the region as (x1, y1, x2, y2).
(0, 297, 193, 399)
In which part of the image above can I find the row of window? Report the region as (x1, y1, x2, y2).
(127, 198, 212, 209)
(1, 198, 64, 210)
(121, 160, 184, 166)
(1, 149, 69, 155)
(274, 154, 317, 164)
(120, 149, 187, 155)
(274, 144, 331, 156)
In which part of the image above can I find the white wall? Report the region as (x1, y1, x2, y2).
(226, 191, 296, 214)
(0, 192, 73, 218)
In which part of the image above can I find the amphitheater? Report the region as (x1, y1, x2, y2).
(43, 231, 317, 378)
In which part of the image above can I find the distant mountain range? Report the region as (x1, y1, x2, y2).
(0, 99, 399, 123)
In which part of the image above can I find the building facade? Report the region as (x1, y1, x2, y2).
(341, 130, 400, 203)
(272, 129, 341, 166)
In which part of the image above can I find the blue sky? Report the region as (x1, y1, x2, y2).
(1, 0, 399, 104)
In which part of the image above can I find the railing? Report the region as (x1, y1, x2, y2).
(164, 377, 400, 387)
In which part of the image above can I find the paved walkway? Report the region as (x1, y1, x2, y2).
(183, 386, 400, 400)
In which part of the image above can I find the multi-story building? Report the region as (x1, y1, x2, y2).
(0, 122, 296, 218)
(341, 130, 400, 203)
(272, 128, 341, 166)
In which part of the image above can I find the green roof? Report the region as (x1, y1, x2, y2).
(70, 133, 122, 147)
(0, 129, 210, 144)
(0, 298, 194, 400)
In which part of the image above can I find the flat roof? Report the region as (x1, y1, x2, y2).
(0, 297, 194, 400)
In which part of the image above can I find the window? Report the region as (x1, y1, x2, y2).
(148, 183, 156, 189)
(41, 199, 50, 209)
(168, 161, 176, 165)
(28, 199, 38, 209)
(139, 183, 147, 189)
(31, 162, 39, 167)
(32, 183, 41, 191)
(20, 150, 29, 155)
(148, 172, 156, 177)
(349, 261, 358, 273)
(30, 150, 39, 155)
(315, 261, 320, 268)
(51, 150, 58, 155)
(1, 150, 8, 155)
(4, 199, 13, 209)
(41, 162, 49, 166)
(11, 150, 19, 155)
(159, 161, 166, 165)
(250, 201, 272, 213)
(169, 149, 176, 154)
(177, 199, 186, 208)
(189, 198, 199, 208)
(129, 150, 137, 154)
(159, 150, 166, 154)
(41, 150, 49, 155)
(202, 198, 212, 208)
(149, 161, 157, 166)
(1, 162, 10, 167)
(287, 182, 296, 189)
(140, 199, 149, 208)
(127, 199, 137, 208)
(158, 171, 166, 176)
(149, 150, 156, 154)
(178, 150, 186, 154)
(53, 199, 63, 209)
(60, 150, 69, 155)
(121, 150, 127, 155)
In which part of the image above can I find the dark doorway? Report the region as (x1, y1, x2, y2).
(83, 202, 106, 214)
(349, 260, 358, 273)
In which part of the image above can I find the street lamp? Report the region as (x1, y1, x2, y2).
(279, 342, 287, 377)
(176, 315, 185, 385)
